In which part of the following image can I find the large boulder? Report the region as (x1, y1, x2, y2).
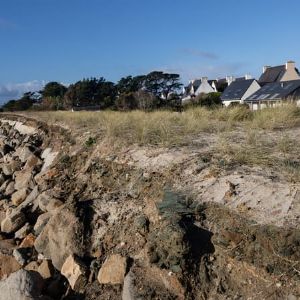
(34, 204, 85, 270)
(0, 269, 44, 300)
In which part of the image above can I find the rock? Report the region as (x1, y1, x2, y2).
(0, 180, 9, 193)
(33, 212, 51, 236)
(2, 160, 21, 176)
(97, 254, 127, 285)
(24, 261, 39, 272)
(34, 204, 85, 270)
(1, 210, 26, 234)
(41, 149, 58, 172)
(0, 254, 21, 279)
(0, 239, 17, 254)
(11, 188, 28, 206)
(15, 146, 34, 163)
(20, 233, 36, 248)
(122, 271, 137, 300)
(0, 144, 14, 156)
(0, 269, 44, 300)
(14, 169, 33, 191)
(0, 174, 5, 186)
(0, 211, 5, 225)
(18, 186, 39, 210)
(13, 248, 30, 266)
(15, 223, 31, 239)
(61, 255, 87, 290)
(37, 259, 55, 279)
(14, 122, 37, 135)
(37, 191, 63, 213)
(24, 154, 42, 170)
(4, 182, 15, 196)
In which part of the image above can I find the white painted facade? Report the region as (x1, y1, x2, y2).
(195, 77, 215, 95)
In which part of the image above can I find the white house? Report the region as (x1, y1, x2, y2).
(221, 79, 261, 107)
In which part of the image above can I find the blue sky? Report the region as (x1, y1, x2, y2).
(1, 0, 300, 103)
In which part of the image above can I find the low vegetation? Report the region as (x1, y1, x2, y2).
(20, 104, 300, 181)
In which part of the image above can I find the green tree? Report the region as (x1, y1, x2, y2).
(41, 82, 67, 98)
(116, 75, 145, 94)
(144, 71, 182, 100)
(64, 77, 116, 108)
(2, 92, 36, 111)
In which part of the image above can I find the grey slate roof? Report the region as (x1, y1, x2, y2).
(259, 65, 286, 84)
(221, 79, 256, 100)
(245, 80, 300, 102)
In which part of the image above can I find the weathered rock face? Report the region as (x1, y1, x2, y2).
(34, 204, 85, 270)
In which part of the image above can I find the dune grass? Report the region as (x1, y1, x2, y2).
(18, 103, 300, 180)
(24, 104, 300, 147)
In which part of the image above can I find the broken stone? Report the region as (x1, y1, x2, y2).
(97, 254, 127, 285)
(61, 255, 87, 290)
(15, 223, 31, 239)
(122, 271, 137, 300)
(4, 181, 15, 196)
(14, 169, 33, 190)
(25, 261, 39, 272)
(0, 174, 5, 186)
(1, 210, 26, 234)
(0, 180, 9, 193)
(37, 259, 55, 279)
(33, 212, 51, 236)
(24, 154, 42, 170)
(14, 122, 37, 135)
(34, 204, 85, 270)
(18, 186, 39, 210)
(37, 191, 63, 213)
(2, 160, 21, 176)
(13, 248, 30, 266)
(20, 233, 36, 248)
(0, 239, 17, 254)
(0, 254, 21, 279)
(41, 149, 58, 172)
(0, 269, 44, 300)
(15, 146, 34, 163)
(11, 188, 28, 206)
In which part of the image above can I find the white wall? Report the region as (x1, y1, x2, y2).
(241, 81, 261, 101)
(195, 81, 215, 95)
(223, 100, 240, 107)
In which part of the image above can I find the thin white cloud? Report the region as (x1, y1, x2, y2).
(181, 48, 219, 60)
(0, 80, 46, 104)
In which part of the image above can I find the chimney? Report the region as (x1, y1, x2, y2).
(245, 74, 252, 80)
(226, 76, 235, 85)
(201, 77, 208, 83)
(263, 66, 271, 73)
(286, 60, 295, 70)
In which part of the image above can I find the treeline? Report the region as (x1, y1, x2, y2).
(2, 71, 184, 112)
